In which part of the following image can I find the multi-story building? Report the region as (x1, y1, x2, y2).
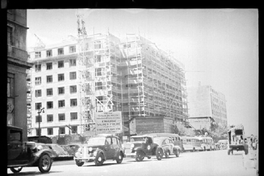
(187, 84, 227, 130)
(7, 9, 32, 141)
(28, 33, 188, 137)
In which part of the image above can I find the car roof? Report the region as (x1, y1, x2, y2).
(95, 134, 118, 138)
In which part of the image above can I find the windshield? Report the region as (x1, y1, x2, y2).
(130, 137, 145, 142)
(88, 137, 106, 146)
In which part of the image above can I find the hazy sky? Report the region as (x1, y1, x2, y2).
(27, 9, 258, 136)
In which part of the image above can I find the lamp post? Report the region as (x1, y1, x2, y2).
(37, 107, 45, 141)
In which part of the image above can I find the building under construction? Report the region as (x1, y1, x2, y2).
(27, 31, 188, 137)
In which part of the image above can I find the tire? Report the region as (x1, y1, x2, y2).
(136, 150, 144, 162)
(244, 149, 248, 155)
(156, 148, 163, 160)
(38, 154, 52, 173)
(164, 150, 169, 158)
(175, 149, 180, 157)
(75, 159, 84, 167)
(10, 167, 23, 173)
(95, 152, 104, 166)
(116, 152, 123, 164)
(193, 148, 196, 152)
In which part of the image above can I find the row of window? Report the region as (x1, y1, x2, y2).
(36, 112, 78, 123)
(35, 99, 77, 109)
(35, 46, 76, 58)
(35, 59, 76, 72)
(35, 72, 76, 85)
(37, 125, 78, 135)
(35, 85, 77, 97)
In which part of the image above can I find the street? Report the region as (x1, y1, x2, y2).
(7, 150, 257, 176)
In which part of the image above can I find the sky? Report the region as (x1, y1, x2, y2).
(27, 9, 258, 136)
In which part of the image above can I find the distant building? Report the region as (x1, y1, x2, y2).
(7, 9, 32, 141)
(187, 84, 227, 130)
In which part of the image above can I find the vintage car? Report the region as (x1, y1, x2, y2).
(123, 135, 164, 161)
(152, 137, 181, 158)
(227, 124, 248, 155)
(74, 134, 124, 166)
(7, 125, 55, 173)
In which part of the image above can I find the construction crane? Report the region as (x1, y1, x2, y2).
(33, 34, 45, 50)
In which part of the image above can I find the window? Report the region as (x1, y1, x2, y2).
(35, 115, 42, 122)
(69, 59, 76, 66)
(35, 77, 41, 85)
(47, 128, 53, 135)
(58, 113, 65, 121)
(46, 62, 52, 70)
(112, 137, 118, 145)
(46, 88, 53, 96)
(47, 114, 53, 122)
(70, 85, 77, 94)
(35, 90, 42, 97)
(70, 99, 77, 107)
(58, 100, 65, 108)
(7, 25, 13, 45)
(46, 50, 52, 57)
(35, 52, 41, 58)
(46, 75, 53, 83)
(95, 82, 103, 90)
(58, 74, 64, 81)
(95, 68, 104, 76)
(35, 64, 41, 72)
(94, 41, 102, 49)
(71, 126, 77, 133)
(58, 48, 64, 55)
(70, 112, 78, 120)
(95, 55, 102, 63)
(47, 101, 53, 109)
(58, 61, 64, 68)
(59, 127, 65, 134)
(36, 129, 41, 136)
(70, 72, 76, 80)
(69, 45, 76, 53)
(58, 87, 65, 95)
(35, 103, 42, 110)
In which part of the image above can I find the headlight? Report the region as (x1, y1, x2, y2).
(88, 147, 93, 152)
(93, 150, 97, 156)
(77, 147, 83, 153)
(131, 143, 135, 150)
(36, 145, 43, 151)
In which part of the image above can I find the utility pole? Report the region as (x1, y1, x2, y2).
(37, 107, 45, 141)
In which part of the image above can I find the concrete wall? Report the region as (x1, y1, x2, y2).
(136, 117, 164, 134)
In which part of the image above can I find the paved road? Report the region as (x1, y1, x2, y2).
(7, 150, 257, 176)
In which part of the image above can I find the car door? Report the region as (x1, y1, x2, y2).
(104, 137, 115, 159)
(8, 129, 24, 163)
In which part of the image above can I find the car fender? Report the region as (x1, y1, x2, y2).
(115, 148, 125, 158)
(135, 148, 146, 155)
(34, 149, 54, 159)
(96, 148, 106, 160)
(173, 146, 181, 152)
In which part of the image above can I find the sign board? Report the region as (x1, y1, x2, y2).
(95, 111, 122, 134)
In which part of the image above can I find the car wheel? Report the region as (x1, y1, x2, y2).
(75, 159, 84, 167)
(95, 152, 104, 166)
(156, 148, 163, 160)
(193, 148, 196, 152)
(116, 152, 123, 164)
(10, 167, 23, 173)
(38, 154, 52, 173)
(175, 149, 180, 157)
(136, 150, 144, 162)
(165, 150, 169, 158)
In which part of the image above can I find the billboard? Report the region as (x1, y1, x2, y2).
(95, 111, 122, 134)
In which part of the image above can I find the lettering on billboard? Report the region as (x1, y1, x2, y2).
(95, 111, 122, 134)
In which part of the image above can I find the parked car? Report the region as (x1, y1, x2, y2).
(7, 125, 55, 173)
(45, 144, 73, 160)
(152, 137, 181, 158)
(74, 134, 124, 166)
(123, 135, 164, 162)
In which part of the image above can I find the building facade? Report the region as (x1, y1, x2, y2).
(7, 9, 32, 141)
(28, 33, 188, 137)
(187, 84, 227, 130)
